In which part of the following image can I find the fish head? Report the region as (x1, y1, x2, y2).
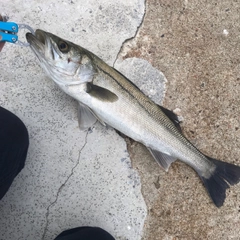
(26, 29, 96, 86)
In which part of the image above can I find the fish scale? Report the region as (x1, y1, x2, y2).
(92, 64, 208, 169)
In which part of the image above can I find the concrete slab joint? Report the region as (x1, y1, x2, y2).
(113, 0, 147, 66)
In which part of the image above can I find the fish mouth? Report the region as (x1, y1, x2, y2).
(26, 30, 84, 86)
(26, 29, 47, 54)
(26, 29, 56, 64)
(26, 29, 75, 85)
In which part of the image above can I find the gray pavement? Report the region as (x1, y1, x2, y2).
(0, 1, 156, 239)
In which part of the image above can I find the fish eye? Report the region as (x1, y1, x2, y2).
(58, 40, 69, 53)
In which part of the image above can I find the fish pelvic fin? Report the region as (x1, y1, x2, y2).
(78, 103, 97, 130)
(200, 157, 240, 207)
(78, 102, 106, 130)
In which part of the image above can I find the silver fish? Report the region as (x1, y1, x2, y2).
(26, 29, 240, 207)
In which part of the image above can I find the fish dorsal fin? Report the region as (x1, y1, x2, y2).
(77, 102, 106, 130)
(86, 83, 118, 102)
(158, 105, 182, 132)
(148, 148, 177, 172)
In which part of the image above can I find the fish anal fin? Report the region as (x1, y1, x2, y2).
(159, 105, 182, 132)
(148, 148, 177, 172)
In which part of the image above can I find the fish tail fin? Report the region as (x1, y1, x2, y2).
(199, 157, 240, 207)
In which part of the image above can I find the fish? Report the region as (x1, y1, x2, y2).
(26, 29, 240, 207)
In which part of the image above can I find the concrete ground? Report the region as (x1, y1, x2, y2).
(1, 0, 240, 240)
(0, 1, 147, 240)
(120, 0, 240, 239)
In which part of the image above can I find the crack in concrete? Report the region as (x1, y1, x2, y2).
(41, 131, 89, 240)
(113, 0, 147, 67)
(41, 2, 147, 238)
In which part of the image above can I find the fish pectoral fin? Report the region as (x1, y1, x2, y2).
(86, 83, 118, 102)
(148, 148, 177, 172)
(78, 102, 106, 130)
(159, 105, 182, 132)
